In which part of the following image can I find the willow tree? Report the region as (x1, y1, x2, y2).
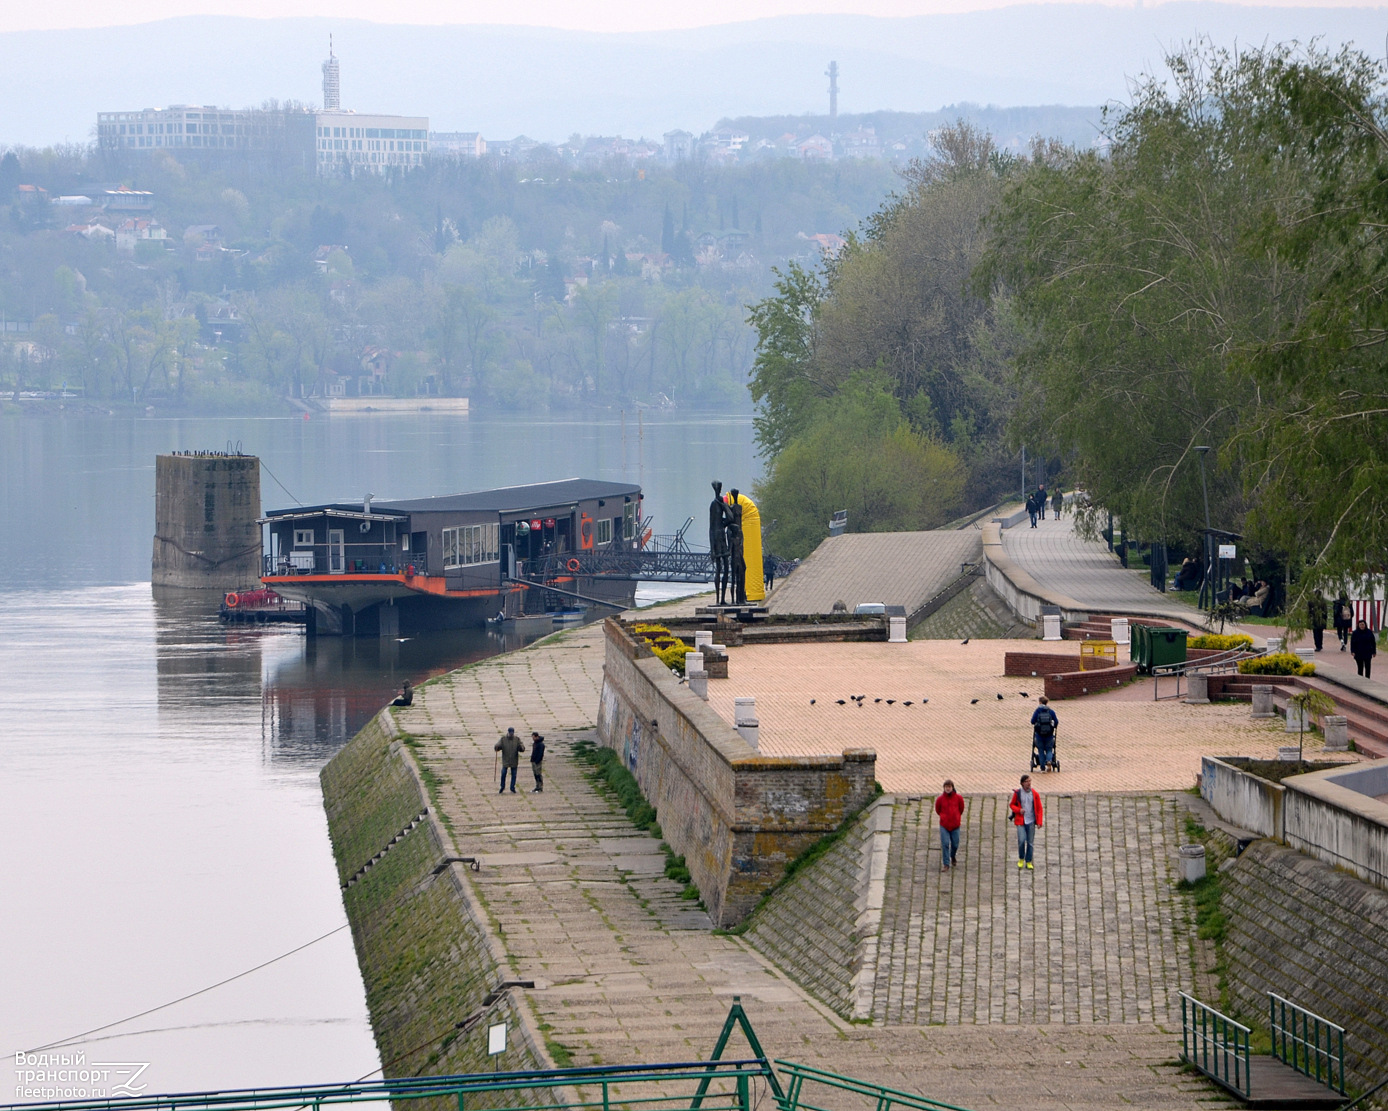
(979, 45, 1332, 555)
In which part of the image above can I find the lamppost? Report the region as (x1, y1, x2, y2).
(1195, 446, 1212, 609)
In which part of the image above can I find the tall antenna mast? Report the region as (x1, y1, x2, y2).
(826, 60, 839, 120)
(322, 35, 341, 111)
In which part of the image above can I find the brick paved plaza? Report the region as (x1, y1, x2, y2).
(380, 601, 1290, 1108)
(706, 638, 1308, 794)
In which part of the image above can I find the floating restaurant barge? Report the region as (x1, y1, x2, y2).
(260, 479, 644, 635)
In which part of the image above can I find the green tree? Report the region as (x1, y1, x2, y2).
(755, 374, 965, 557)
(979, 45, 1325, 549)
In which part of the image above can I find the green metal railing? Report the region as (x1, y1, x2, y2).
(1180, 991, 1252, 1098)
(2, 1059, 772, 1111)
(3, 1002, 975, 1111)
(775, 1061, 973, 1111)
(1269, 992, 1345, 1095)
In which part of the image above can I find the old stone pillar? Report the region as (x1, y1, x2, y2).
(734, 697, 759, 749)
(1184, 673, 1210, 705)
(1322, 715, 1349, 752)
(1251, 686, 1275, 718)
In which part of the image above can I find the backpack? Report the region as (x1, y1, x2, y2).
(1034, 709, 1056, 737)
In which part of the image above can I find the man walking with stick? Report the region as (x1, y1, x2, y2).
(495, 727, 525, 794)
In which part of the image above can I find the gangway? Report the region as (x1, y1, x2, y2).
(1180, 991, 1346, 1108)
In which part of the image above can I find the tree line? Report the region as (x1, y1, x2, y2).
(0, 145, 897, 411)
(750, 42, 1388, 603)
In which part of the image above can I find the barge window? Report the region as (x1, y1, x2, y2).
(442, 523, 499, 568)
(623, 502, 635, 540)
(293, 528, 314, 547)
(595, 518, 613, 546)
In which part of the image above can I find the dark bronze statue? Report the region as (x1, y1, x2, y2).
(727, 488, 747, 606)
(710, 481, 733, 605)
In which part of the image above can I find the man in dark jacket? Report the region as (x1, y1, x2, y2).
(1335, 596, 1353, 650)
(1350, 620, 1378, 679)
(495, 727, 525, 794)
(1307, 594, 1328, 652)
(530, 731, 546, 793)
(1030, 696, 1058, 770)
(1026, 493, 1039, 528)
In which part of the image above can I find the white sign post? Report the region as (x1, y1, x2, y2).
(1218, 543, 1236, 560)
(488, 1021, 506, 1070)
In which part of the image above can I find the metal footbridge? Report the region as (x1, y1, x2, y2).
(518, 519, 715, 585)
(3, 1003, 972, 1111)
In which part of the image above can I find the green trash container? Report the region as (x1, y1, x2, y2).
(1130, 623, 1151, 670)
(1150, 627, 1188, 670)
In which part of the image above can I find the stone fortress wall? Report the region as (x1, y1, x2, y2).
(596, 618, 878, 927)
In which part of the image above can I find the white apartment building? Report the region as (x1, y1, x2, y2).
(313, 112, 429, 172)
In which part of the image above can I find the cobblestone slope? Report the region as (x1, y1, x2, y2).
(873, 794, 1193, 1025)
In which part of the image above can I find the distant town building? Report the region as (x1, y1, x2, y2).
(322, 38, 341, 112)
(97, 46, 426, 176)
(431, 132, 486, 158)
(663, 130, 695, 161)
(115, 218, 167, 253)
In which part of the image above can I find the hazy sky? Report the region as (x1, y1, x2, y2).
(7, 0, 1387, 34)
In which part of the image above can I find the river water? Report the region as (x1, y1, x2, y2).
(0, 410, 757, 1101)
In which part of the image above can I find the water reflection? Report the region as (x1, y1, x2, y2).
(151, 591, 558, 765)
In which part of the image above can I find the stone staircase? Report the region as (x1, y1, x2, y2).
(1062, 614, 1195, 640)
(1209, 674, 1388, 758)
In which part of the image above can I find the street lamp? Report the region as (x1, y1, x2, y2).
(1195, 446, 1212, 609)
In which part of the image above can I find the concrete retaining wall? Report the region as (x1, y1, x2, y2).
(1200, 756, 1285, 838)
(1001, 650, 1134, 699)
(1223, 839, 1388, 1091)
(1284, 764, 1388, 891)
(321, 710, 552, 1081)
(981, 521, 1092, 625)
(597, 619, 878, 927)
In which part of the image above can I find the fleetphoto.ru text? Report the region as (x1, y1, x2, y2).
(14, 1052, 150, 1100)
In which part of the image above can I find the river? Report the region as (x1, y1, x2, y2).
(0, 409, 758, 1101)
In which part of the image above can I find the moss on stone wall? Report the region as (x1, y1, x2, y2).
(321, 713, 551, 1099)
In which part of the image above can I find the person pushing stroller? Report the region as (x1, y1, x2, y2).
(1030, 696, 1059, 772)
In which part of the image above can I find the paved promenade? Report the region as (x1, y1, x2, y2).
(381, 605, 1233, 1109)
(1000, 513, 1200, 622)
(706, 639, 1304, 794)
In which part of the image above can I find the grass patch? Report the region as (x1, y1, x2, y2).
(573, 739, 698, 902)
(545, 1040, 575, 1067)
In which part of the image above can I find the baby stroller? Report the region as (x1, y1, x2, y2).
(1031, 723, 1060, 773)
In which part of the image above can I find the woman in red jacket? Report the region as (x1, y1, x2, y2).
(934, 780, 966, 871)
(1009, 774, 1043, 870)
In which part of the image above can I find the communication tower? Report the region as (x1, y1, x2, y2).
(322, 36, 341, 111)
(826, 60, 839, 120)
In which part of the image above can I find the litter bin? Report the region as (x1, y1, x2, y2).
(1130, 623, 1151, 670)
(1179, 844, 1206, 884)
(1150, 627, 1189, 670)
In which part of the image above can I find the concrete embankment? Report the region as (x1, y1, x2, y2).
(321, 709, 551, 1079)
(1224, 838, 1388, 1090)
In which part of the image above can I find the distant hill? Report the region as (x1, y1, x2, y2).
(2, 6, 1387, 148)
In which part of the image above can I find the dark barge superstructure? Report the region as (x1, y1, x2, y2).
(260, 478, 644, 635)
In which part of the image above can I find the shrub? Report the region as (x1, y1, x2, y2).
(629, 623, 692, 673)
(1190, 633, 1254, 651)
(1239, 653, 1315, 677)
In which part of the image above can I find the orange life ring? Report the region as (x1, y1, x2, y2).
(566, 557, 581, 573)
(224, 592, 239, 608)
